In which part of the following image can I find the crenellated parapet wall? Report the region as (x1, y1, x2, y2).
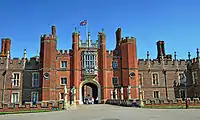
(57, 49, 71, 56)
(138, 58, 188, 70)
(41, 34, 56, 41)
(120, 36, 136, 44)
(106, 98, 200, 107)
(0, 57, 41, 69)
(0, 101, 64, 112)
(57, 49, 73, 57)
(143, 98, 200, 107)
(0, 57, 24, 69)
(191, 57, 200, 64)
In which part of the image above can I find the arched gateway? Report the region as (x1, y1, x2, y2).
(79, 79, 101, 104)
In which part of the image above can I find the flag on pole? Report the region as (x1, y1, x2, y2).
(80, 20, 87, 26)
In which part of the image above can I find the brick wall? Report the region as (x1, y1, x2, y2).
(143, 98, 200, 107)
(0, 101, 63, 112)
(106, 98, 200, 107)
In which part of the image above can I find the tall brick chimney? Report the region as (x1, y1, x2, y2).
(116, 28, 121, 48)
(51, 25, 56, 36)
(157, 40, 165, 60)
(1, 38, 11, 57)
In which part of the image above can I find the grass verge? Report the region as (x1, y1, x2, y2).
(142, 106, 200, 109)
(0, 109, 52, 115)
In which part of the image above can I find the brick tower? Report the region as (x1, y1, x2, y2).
(72, 29, 81, 104)
(119, 30, 139, 99)
(40, 26, 57, 101)
(98, 30, 107, 103)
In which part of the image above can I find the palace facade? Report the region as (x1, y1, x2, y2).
(0, 26, 199, 105)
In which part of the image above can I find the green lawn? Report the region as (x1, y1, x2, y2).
(0, 109, 52, 115)
(142, 106, 200, 109)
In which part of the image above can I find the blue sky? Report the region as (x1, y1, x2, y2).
(0, 0, 200, 59)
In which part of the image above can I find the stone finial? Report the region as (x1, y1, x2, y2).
(102, 28, 104, 33)
(147, 51, 150, 59)
(78, 31, 81, 39)
(147, 51, 151, 70)
(24, 49, 27, 58)
(23, 49, 27, 69)
(88, 32, 91, 40)
(51, 25, 56, 36)
(174, 51, 177, 60)
(188, 52, 191, 60)
(74, 27, 77, 33)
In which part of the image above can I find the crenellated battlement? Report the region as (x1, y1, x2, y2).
(191, 57, 200, 64)
(138, 58, 188, 66)
(0, 101, 63, 112)
(106, 50, 114, 56)
(120, 36, 136, 44)
(0, 56, 40, 69)
(57, 49, 70, 56)
(41, 34, 56, 41)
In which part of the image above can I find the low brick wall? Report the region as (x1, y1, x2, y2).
(106, 99, 134, 107)
(143, 98, 200, 107)
(106, 98, 200, 108)
(0, 101, 63, 112)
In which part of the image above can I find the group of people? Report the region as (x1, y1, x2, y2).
(84, 94, 98, 104)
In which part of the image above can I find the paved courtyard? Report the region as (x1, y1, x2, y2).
(0, 104, 200, 120)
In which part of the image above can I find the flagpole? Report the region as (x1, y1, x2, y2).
(86, 20, 89, 48)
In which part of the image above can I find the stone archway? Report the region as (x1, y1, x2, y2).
(79, 80, 101, 104)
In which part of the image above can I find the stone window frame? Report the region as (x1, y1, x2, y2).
(11, 91, 20, 104)
(32, 72, 39, 87)
(153, 90, 160, 99)
(138, 72, 144, 86)
(60, 61, 67, 68)
(31, 91, 39, 102)
(178, 72, 185, 84)
(60, 76, 67, 85)
(82, 51, 97, 69)
(151, 72, 159, 86)
(192, 71, 198, 84)
(12, 72, 21, 87)
(59, 92, 64, 100)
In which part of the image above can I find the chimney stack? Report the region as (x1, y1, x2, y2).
(52, 26, 56, 36)
(1, 38, 11, 57)
(116, 28, 121, 48)
(157, 40, 165, 61)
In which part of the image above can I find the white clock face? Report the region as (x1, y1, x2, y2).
(43, 73, 50, 79)
(129, 72, 135, 77)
